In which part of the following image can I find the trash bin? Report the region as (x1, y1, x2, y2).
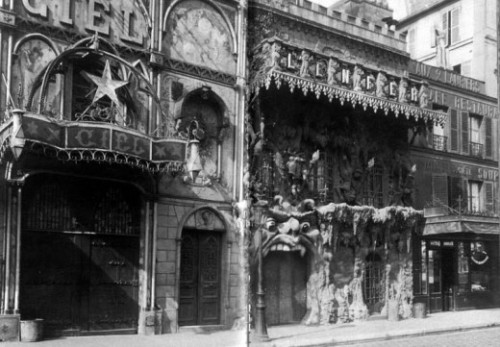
(20, 319, 44, 342)
(413, 303, 427, 319)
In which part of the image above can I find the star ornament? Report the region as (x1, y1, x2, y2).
(82, 60, 128, 108)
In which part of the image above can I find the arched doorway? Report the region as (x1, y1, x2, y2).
(178, 208, 225, 326)
(20, 174, 141, 335)
(264, 251, 308, 325)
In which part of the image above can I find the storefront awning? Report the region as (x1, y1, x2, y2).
(423, 216, 500, 236)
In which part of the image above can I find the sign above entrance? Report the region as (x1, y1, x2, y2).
(4, 113, 187, 169)
(18, 0, 149, 48)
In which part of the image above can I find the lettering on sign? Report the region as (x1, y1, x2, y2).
(417, 157, 498, 182)
(19, 0, 146, 47)
(409, 61, 483, 94)
(429, 88, 498, 119)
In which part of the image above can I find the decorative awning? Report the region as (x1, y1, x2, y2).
(0, 112, 187, 172)
(251, 70, 447, 126)
(423, 215, 500, 236)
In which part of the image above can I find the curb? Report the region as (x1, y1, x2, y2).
(286, 322, 500, 347)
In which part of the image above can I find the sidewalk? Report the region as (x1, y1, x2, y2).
(6, 308, 500, 347)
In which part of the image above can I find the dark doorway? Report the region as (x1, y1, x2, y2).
(264, 251, 307, 325)
(20, 176, 141, 335)
(363, 253, 384, 314)
(179, 230, 222, 326)
(441, 248, 455, 311)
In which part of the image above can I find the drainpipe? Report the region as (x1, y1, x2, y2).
(2, 185, 11, 314)
(143, 200, 150, 311)
(13, 186, 21, 313)
(150, 201, 158, 310)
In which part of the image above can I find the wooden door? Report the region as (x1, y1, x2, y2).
(179, 230, 222, 326)
(264, 252, 307, 325)
(87, 235, 139, 331)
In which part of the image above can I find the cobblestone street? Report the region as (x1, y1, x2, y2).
(349, 326, 500, 347)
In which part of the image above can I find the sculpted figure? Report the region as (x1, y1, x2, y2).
(300, 50, 311, 78)
(352, 65, 364, 92)
(270, 41, 282, 70)
(398, 77, 408, 103)
(375, 71, 388, 98)
(418, 81, 429, 108)
(327, 57, 339, 85)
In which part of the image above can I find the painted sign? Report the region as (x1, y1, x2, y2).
(429, 88, 498, 119)
(414, 156, 498, 182)
(409, 60, 484, 94)
(21, 114, 186, 163)
(18, 0, 148, 48)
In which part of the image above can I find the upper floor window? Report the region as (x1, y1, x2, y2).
(407, 29, 415, 56)
(450, 110, 493, 159)
(467, 180, 481, 212)
(442, 7, 460, 46)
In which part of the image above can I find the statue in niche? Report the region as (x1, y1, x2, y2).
(418, 81, 429, 108)
(299, 50, 312, 78)
(375, 71, 388, 98)
(398, 77, 409, 103)
(352, 65, 364, 92)
(327, 57, 340, 85)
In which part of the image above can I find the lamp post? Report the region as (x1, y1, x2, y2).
(253, 199, 269, 341)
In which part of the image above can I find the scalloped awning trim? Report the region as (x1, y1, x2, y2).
(251, 70, 447, 126)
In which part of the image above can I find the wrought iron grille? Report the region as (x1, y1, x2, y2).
(470, 142, 483, 158)
(432, 134, 447, 151)
(363, 255, 384, 311)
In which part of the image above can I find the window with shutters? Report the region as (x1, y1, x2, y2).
(442, 7, 460, 46)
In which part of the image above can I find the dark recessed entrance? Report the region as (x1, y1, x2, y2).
(20, 175, 140, 335)
(264, 251, 307, 325)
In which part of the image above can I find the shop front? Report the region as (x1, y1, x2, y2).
(414, 217, 500, 312)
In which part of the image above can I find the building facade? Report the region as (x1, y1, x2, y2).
(247, 0, 500, 334)
(0, 0, 247, 338)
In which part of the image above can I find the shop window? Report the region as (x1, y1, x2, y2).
(470, 241, 490, 291)
(457, 242, 470, 293)
(413, 239, 428, 295)
(428, 249, 441, 294)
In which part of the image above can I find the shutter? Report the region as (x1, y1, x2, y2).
(485, 182, 494, 214)
(451, 8, 460, 44)
(462, 179, 469, 213)
(432, 174, 448, 206)
(442, 11, 449, 45)
(461, 111, 469, 154)
(485, 117, 492, 158)
(450, 109, 458, 151)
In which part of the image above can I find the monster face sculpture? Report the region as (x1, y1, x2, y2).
(258, 208, 322, 259)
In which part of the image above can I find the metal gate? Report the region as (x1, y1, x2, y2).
(20, 176, 141, 335)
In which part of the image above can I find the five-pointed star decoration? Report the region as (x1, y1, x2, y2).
(82, 59, 128, 113)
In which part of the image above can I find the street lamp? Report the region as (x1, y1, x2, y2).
(252, 199, 269, 341)
(10, 109, 25, 161)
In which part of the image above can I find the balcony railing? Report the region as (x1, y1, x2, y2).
(432, 134, 447, 151)
(470, 142, 483, 158)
